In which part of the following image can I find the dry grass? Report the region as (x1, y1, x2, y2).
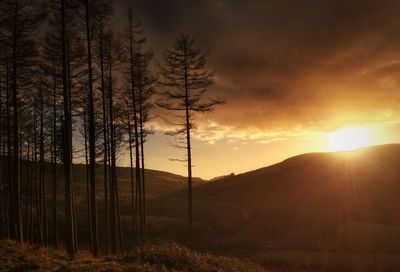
(0, 240, 266, 272)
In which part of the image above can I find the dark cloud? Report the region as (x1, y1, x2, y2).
(120, 0, 400, 131)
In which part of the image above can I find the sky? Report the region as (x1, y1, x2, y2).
(114, 0, 400, 179)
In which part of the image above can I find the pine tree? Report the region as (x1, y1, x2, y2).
(1, 0, 43, 243)
(61, 0, 76, 257)
(83, 0, 99, 255)
(158, 34, 222, 239)
(126, 9, 142, 243)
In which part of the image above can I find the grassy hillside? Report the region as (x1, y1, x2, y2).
(60, 165, 205, 250)
(70, 164, 205, 201)
(0, 240, 265, 272)
(196, 144, 400, 249)
(147, 145, 400, 271)
(23, 144, 400, 271)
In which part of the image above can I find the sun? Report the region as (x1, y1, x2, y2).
(328, 127, 372, 152)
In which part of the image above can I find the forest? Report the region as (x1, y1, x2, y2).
(0, 0, 221, 258)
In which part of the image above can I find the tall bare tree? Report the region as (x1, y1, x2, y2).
(1, 0, 43, 243)
(95, 0, 114, 253)
(61, 0, 76, 257)
(83, 0, 99, 255)
(158, 34, 222, 238)
(124, 9, 154, 243)
(126, 9, 142, 243)
(133, 37, 154, 242)
(104, 30, 125, 253)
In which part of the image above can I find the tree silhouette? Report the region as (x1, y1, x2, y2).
(1, 0, 44, 243)
(60, 0, 76, 257)
(83, 0, 99, 255)
(125, 9, 143, 243)
(158, 34, 222, 238)
(124, 9, 154, 243)
(0, 0, 226, 260)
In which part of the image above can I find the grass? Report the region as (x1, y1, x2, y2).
(0, 240, 266, 272)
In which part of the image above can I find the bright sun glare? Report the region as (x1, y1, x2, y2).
(328, 127, 372, 152)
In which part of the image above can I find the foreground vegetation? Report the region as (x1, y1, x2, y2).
(0, 240, 266, 272)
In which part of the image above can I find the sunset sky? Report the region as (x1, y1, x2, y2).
(114, 0, 400, 179)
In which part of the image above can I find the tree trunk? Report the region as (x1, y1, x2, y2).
(66, 32, 78, 255)
(99, 15, 110, 254)
(29, 139, 34, 243)
(128, 15, 142, 242)
(5, 59, 10, 239)
(83, 107, 93, 251)
(0, 70, 3, 240)
(84, 0, 98, 255)
(128, 113, 136, 242)
(52, 62, 58, 248)
(108, 50, 117, 253)
(61, 0, 76, 257)
(33, 106, 43, 244)
(183, 44, 193, 239)
(23, 140, 31, 243)
(138, 77, 146, 241)
(11, 0, 23, 243)
(39, 88, 48, 245)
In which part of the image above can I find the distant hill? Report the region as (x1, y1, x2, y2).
(150, 144, 400, 254)
(51, 164, 205, 248)
(70, 164, 205, 200)
(209, 173, 236, 182)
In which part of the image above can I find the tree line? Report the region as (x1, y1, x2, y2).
(0, 0, 221, 257)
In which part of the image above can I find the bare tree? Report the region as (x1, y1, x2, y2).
(41, 1, 63, 248)
(104, 30, 125, 254)
(158, 34, 222, 238)
(125, 9, 142, 243)
(1, 0, 43, 243)
(61, 0, 76, 257)
(95, 0, 114, 253)
(134, 38, 154, 242)
(124, 9, 154, 243)
(83, 0, 99, 255)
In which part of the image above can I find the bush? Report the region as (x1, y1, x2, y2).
(118, 242, 265, 272)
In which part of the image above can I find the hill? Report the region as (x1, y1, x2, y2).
(27, 144, 400, 271)
(65, 165, 205, 248)
(196, 144, 400, 247)
(148, 144, 400, 270)
(70, 164, 205, 200)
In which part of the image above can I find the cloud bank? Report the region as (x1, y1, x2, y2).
(121, 0, 400, 139)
